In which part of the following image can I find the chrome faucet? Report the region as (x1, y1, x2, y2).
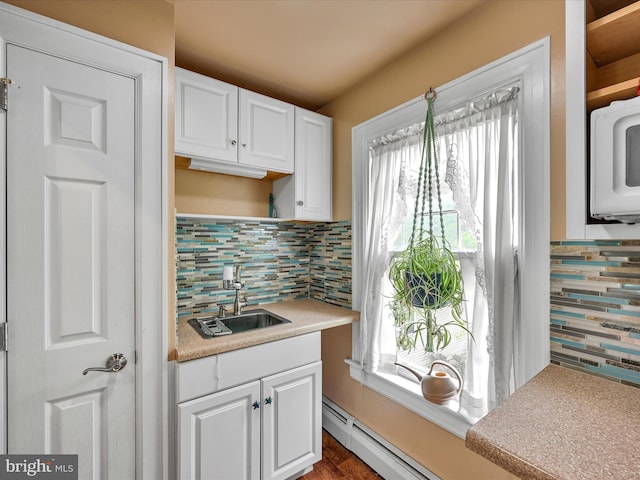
(223, 264, 246, 315)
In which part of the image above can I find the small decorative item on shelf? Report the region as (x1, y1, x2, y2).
(268, 193, 277, 218)
(388, 87, 470, 353)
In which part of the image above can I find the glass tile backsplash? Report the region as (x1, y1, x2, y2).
(550, 240, 640, 388)
(176, 218, 352, 319)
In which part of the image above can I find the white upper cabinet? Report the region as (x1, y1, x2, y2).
(175, 67, 238, 162)
(294, 108, 332, 221)
(239, 89, 294, 172)
(175, 67, 294, 177)
(273, 108, 332, 221)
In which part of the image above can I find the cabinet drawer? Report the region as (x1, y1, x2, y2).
(176, 332, 320, 402)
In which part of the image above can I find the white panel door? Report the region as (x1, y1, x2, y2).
(175, 67, 239, 162)
(6, 44, 136, 479)
(262, 362, 322, 480)
(177, 381, 261, 480)
(238, 89, 294, 173)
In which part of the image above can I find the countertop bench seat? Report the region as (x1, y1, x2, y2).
(466, 364, 640, 480)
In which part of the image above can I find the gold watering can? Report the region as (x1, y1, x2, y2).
(395, 360, 462, 405)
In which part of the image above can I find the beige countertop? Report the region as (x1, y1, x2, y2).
(465, 364, 640, 479)
(176, 298, 359, 362)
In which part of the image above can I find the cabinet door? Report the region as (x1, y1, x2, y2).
(239, 89, 294, 172)
(294, 108, 332, 221)
(175, 67, 238, 162)
(262, 361, 322, 480)
(177, 381, 261, 480)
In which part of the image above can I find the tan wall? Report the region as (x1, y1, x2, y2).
(321, 1, 566, 235)
(4, 0, 174, 60)
(4, 0, 178, 355)
(175, 167, 272, 217)
(318, 1, 565, 478)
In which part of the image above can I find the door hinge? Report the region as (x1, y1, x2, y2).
(0, 78, 13, 112)
(0, 323, 7, 352)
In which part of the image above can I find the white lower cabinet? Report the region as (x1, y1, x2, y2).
(261, 362, 322, 480)
(176, 333, 322, 480)
(178, 381, 261, 480)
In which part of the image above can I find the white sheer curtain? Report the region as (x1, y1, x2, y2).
(440, 87, 520, 416)
(360, 133, 417, 372)
(359, 86, 520, 417)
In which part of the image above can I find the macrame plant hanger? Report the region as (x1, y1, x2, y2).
(407, 87, 446, 251)
(388, 86, 468, 352)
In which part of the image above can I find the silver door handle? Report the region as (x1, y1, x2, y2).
(82, 353, 128, 375)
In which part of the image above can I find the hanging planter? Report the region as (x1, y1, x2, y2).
(388, 88, 469, 353)
(405, 271, 441, 307)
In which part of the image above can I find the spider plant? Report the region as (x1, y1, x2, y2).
(389, 234, 468, 352)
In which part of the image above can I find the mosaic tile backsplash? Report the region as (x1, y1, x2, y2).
(550, 240, 640, 388)
(176, 218, 352, 320)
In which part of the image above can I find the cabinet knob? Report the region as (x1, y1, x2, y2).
(297, 201, 304, 206)
(252, 400, 260, 410)
(241, 143, 246, 148)
(265, 396, 272, 406)
(230, 139, 237, 146)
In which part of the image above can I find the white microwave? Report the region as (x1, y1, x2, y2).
(590, 96, 640, 223)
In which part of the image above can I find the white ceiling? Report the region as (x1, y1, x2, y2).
(173, 0, 487, 109)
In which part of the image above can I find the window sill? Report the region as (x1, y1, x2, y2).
(345, 359, 472, 439)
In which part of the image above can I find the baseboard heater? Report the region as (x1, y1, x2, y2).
(321, 397, 441, 480)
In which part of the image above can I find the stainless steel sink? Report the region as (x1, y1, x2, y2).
(190, 309, 291, 338)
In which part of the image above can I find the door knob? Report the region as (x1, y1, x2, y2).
(82, 353, 128, 375)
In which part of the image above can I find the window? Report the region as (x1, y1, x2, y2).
(350, 39, 550, 438)
(372, 125, 481, 378)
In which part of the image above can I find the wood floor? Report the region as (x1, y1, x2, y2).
(301, 430, 382, 479)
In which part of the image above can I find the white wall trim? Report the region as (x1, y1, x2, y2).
(0, 4, 168, 479)
(0, 3, 6, 457)
(346, 360, 471, 439)
(322, 396, 441, 480)
(565, 0, 587, 239)
(565, 0, 640, 240)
